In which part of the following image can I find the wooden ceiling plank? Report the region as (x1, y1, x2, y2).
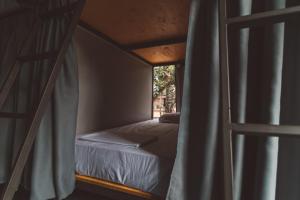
(79, 0, 190, 65)
(133, 43, 186, 64)
(125, 36, 187, 50)
(80, 0, 190, 45)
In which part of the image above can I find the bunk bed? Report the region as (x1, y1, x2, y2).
(72, 1, 187, 198)
(1, 0, 188, 199)
(75, 119, 179, 200)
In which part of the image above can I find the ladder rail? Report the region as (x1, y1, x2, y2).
(1, 1, 85, 199)
(220, 2, 300, 200)
(219, 0, 234, 200)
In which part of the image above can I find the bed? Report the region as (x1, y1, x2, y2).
(75, 119, 179, 198)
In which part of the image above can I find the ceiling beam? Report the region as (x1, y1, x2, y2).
(153, 60, 185, 67)
(78, 21, 187, 66)
(125, 37, 187, 50)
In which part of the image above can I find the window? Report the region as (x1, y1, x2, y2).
(153, 65, 176, 118)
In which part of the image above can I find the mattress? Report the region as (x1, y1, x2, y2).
(78, 128, 158, 148)
(75, 119, 178, 196)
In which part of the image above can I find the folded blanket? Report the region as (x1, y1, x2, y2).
(78, 131, 158, 148)
(159, 112, 180, 124)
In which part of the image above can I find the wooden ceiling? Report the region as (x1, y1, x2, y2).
(133, 43, 186, 64)
(80, 0, 190, 65)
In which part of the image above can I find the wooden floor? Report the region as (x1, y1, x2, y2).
(0, 185, 111, 200)
(66, 190, 112, 200)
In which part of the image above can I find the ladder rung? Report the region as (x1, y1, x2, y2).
(1, 1, 85, 199)
(0, 7, 30, 21)
(226, 5, 300, 28)
(17, 51, 57, 62)
(231, 123, 300, 137)
(0, 112, 26, 119)
(41, 2, 78, 19)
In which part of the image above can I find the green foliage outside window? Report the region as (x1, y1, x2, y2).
(153, 65, 176, 113)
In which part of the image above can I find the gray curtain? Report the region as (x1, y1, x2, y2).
(167, 0, 300, 200)
(0, 1, 79, 200)
(167, 0, 221, 199)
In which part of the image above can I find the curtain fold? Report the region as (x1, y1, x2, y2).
(0, 1, 33, 185)
(167, 0, 221, 199)
(246, 1, 285, 200)
(228, 0, 251, 199)
(276, 0, 300, 199)
(167, 0, 300, 200)
(0, 1, 79, 199)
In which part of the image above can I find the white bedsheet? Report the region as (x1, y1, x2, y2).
(78, 129, 158, 148)
(75, 119, 178, 196)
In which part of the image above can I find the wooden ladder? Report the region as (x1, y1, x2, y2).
(0, 1, 85, 199)
(219, 1, 300, 200)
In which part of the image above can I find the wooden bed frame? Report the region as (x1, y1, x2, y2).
(76, 174, 162, 200)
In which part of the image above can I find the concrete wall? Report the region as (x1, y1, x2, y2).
(75, 26, 152, 134)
